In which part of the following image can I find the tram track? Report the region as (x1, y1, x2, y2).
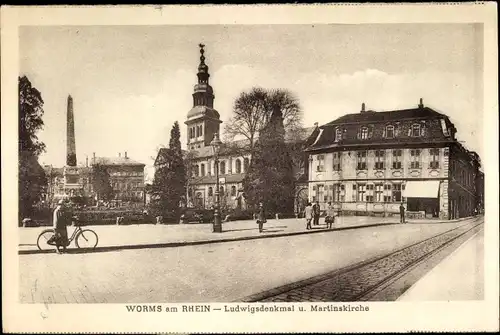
(242, 217, 483, 302)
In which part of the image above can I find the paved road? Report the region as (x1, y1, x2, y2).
(19, 218, 476, 303)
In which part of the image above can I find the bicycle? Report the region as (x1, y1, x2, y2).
(37, 223, 99, 251)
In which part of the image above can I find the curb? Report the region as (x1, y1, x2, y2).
(19, 221, 396, 255)
(18, 216, 479, 256)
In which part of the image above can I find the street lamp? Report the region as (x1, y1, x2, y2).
(210, 132, 223, 233)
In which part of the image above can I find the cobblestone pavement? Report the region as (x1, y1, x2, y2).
(19, 218, 478, 303)
(252, 217, 483, 302)
(19, 216, 433, 253)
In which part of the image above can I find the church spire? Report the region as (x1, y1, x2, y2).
(192, 43, 214, 108)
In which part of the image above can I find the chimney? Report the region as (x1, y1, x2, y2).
(86, 156, 89, 167)
(360, 102, 366, 113)
(119, 153, 121, 157)
(314, 122, 318, 128)
(66, 95, 77, 166)
(418, 98, 424, 108)
(125, 151, 128, 159)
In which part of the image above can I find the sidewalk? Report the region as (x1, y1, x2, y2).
(18, 215, 475, 255)
(398, 228, 484, 301)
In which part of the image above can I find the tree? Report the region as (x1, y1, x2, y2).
(18, 76, 47, 219)
(152, 122, 187, 216)
(224, 87, 303, 158)
(243, 104, 295, 214)
(91, 164, 114, 201)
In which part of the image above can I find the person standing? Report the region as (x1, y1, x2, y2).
(304, 202, 313, 230)
(325, 201, 335, 229)
(257, 202, 266, 233)
(399, 202, 406, 224)
(53, 199, 69, 253)
(312, 200, 321, 226)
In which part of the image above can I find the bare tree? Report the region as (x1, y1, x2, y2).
(224, 87, 303, 157)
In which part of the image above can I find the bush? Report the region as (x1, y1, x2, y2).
(225, 209, 254, 221)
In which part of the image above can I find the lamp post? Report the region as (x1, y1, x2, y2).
(211, 133, 223, 233)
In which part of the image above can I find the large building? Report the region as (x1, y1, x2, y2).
(305, 101, 484, 220)
(154, 44, 318, 212)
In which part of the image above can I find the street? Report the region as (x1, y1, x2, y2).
(19, 218, 478, 303)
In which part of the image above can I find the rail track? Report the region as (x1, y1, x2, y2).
(242, 217, 483, 302)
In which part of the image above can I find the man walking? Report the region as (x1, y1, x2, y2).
(312, 200, 321, 226)
(257, 202, 266, 233)
(325, 201, 335, 229)
(304, 202, 313, 230)
(399, 202, 406, 224)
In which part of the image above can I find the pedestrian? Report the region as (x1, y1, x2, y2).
(312, 200, 321, 226)
(325, 201, 335, 229)
(257, 202, 266, 233)
(52, 199, 70, 253)
(399, 202, 406, 224)
(304, 202, 313, 230)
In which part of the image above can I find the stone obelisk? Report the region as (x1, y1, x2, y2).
(66, 95, 77, 166)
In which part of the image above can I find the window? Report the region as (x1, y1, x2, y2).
(386, 125, 395, 138)
(393, 184, 402, 202)
(333, 152, 341, 171)
(360, 127, 369, 140)
(195, 126, 199, 138)
(235, 159, 242, 174)
(411, 124, 421, 137)
(374, 150, 385, 170)
(392, 149, 402, 169)
(207, 161, 211, 176)
(375, 184, 384, 202)
(244, 158, 250, 172)
(200, 164, 205, 176)
(220, 161, 226, 175)
(429, 148, 440, 169)
(316, 184, 324, 203)
(199, 126, 203, 137)
(410, 149, 421, 169)
(366, 184, 374, 202)
(316, 155, 324, 172)
(357, 151, 367, 170)
(231, 186, 236, 196)
(335, 128, 342, 142)
(357, 184, 366, 202)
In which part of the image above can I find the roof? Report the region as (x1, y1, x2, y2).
(91, 156, 145, 167)
(323, 107, 447, 127)
(186, 105, 221, 120)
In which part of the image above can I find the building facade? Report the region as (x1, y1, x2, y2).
(305, 101, 483, 220)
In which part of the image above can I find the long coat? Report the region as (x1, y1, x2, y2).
(257, 207, 266, 223)
(304, 206, 313, 220)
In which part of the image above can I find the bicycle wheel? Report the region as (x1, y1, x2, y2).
(75, 229, 98, 249)
(37, 229, 56, 251)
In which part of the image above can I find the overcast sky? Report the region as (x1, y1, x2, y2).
(20, 24, 483, 179)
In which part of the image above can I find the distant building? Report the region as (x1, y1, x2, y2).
(305, 100, 483, 220)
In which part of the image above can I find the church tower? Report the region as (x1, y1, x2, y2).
(185, 44, 222, 150)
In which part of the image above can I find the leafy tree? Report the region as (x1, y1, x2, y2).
(91, 163, 114, 201)
(18, 76, 47, 218)
(243, 104, 295, 215)
(152, 122, 187, 216)
(224, 87, 303, 158)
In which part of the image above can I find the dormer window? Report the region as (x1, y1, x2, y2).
(385, 125, 395, 139)
(360, 127, 369, 140)
(410, 124, 421, 137)
(335, 127, 342, 142)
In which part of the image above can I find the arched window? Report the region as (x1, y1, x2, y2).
(219, 186, 224, 195)
(200, 164, 205, 176)
(231, 186, 236, 196)
(208, 187, 213, 196)
(235, 159, 242, 174)
(244, 158, 250, 172)
(411, 124, 421, 137)
(385, 125, 395, 138)
(193, 165, 199, 177)
(220, 161, 226, 175)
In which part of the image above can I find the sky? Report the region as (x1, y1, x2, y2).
(20, 24, 484, 180)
